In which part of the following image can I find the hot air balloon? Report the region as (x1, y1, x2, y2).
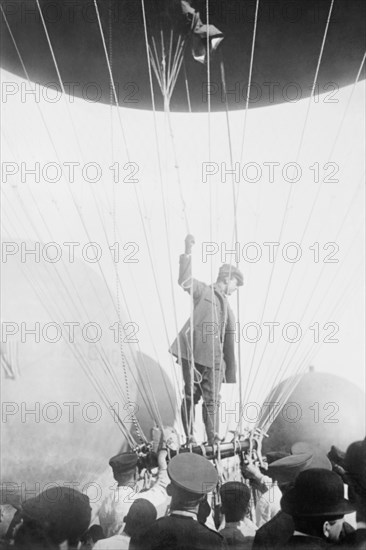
(1, 0, 364, 537)
(1, 0, 365, 110)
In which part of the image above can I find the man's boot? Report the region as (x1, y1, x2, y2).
(202, 401, 220, 446)
(181, 398, 196, 444)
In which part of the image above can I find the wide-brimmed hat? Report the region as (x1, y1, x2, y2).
(281, 468, 355, 517)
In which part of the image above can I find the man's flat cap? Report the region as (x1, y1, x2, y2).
(220, 482, 251, 507)
(268, 452, 313, 483)
(167, 452, 218, 495)
(218, 264, 244, 286)
(109, 452, 138, 474)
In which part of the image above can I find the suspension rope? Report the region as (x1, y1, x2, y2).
(242, 0, 335, 408)
(327, 51, 366, 160)
(141, 0, 196, 440)
(1, 196, 137, 447)
(205, 0, 218, 442)
(33, 0, 149, 443)
(240, 0, 260, 164)
(259, 262, 363, 432)
(243, 53, 365, 402)
(253, 175, 363, 406)
(140, 0, 188, 423)
(219, 57, 243, 435)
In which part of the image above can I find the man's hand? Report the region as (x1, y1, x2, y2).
(185, 234, 195, 255)
(242, 463, 263, 481)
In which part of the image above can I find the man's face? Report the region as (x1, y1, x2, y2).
(225, 277, 238, 296)
(324, 517, 344, 542)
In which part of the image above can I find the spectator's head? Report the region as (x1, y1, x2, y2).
(281, 468, 355, 542)
(79, 525, 105, 549)
(109, 452, 139, 485)
(216, 265, 243, 295)
(13, 519, 58, 549)
(19, 487, 91, 547)
(344, 438, 366, 522)
(220, 482, 251, 522)
(167, 453, 218, 512)
(267, 449, 332, 493)
(124, 499, 157, 538)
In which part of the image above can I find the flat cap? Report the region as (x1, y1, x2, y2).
(291, 442, 332, 470)
(266, 451, 290, 465)
(268, 452, 313, 483)
(218, 264, 244, 286)
(168, 453, 218, 495)
(220, 482, 251, 506)
(109, 452, 138, 474)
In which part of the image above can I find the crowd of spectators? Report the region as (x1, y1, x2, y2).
(0, 436, 365, 550)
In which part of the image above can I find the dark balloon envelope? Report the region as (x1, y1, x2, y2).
(262, 371, 365, 455)
(1, 0, 365, 111)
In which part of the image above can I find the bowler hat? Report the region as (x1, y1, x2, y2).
(168, 452, 218, 495)
(218, 264, 244, 286)
(281, 468, 355, 517)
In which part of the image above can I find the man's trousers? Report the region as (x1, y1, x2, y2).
(180, 358, 223, 445)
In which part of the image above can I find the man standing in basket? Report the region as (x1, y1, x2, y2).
(170, 234, 243, 445)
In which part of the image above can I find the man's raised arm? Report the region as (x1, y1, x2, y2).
(178, 234, 206, 300)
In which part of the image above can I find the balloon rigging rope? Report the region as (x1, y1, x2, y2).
(1, 4, 126, 337)
(242, 0, 336, 409)
(29, 0, 150, 443)
(205, 0, 218, 442)
(242, 56, 365, 414)
(260, 224, 363, 409)
(141, 0, 192, 440)
(1, 186, 140, 444)
(36, 0, 148, 444)
(95, 0, 181, 437)
(105, 3, 171, 427)
(219, 0, 260, 439)
(269, 198, 364, 394)
(0, 7, 146, 435)
(33, 0, 136, 338)
(219, 58, 243, 434)
(249, 107, 365, 402)
(1, 197, 137, 446)
(259, 262, 363, 432)
(327, 51, 366, 160)
(95, 0, 181, 443)
(147, 23, 196, 438)
(239, 0, 260, 165)
(245, 211, 363, 433)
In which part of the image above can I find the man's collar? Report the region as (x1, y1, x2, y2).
(170, 510, 197, 520)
